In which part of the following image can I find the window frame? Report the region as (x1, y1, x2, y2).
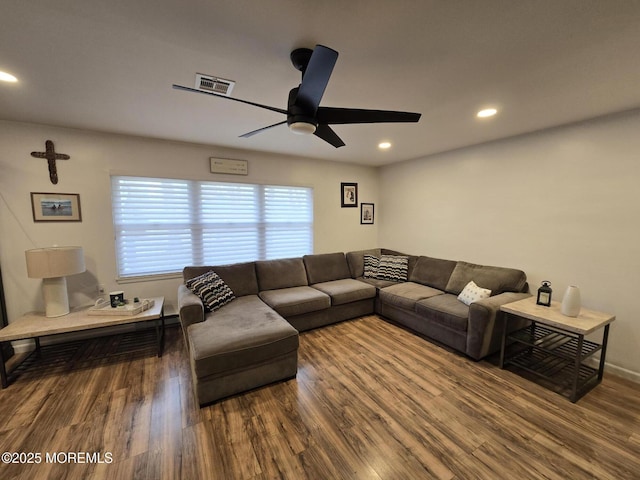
(111, 175, 314, 281)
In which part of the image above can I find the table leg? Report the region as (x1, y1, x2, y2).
(598, 324, 610, 381)
(156, 307, 165, 357)
(499, 313, 509, 368)
(570, 334, 585, 403)
(0, 341, 8, 388)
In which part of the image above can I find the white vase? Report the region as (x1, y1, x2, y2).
(561, 285, 581, 317)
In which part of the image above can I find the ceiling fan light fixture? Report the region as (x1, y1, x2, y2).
(289, 121, 317, 135)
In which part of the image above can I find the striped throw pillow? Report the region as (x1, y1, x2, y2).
(377, 254, 409, 282)
(363, 254, 380, 278)
(186, 270, 235, 312)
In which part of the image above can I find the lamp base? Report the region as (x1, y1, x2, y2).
(42, 277, 70, 317)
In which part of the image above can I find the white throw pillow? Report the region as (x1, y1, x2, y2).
(457, 280, 491, 306)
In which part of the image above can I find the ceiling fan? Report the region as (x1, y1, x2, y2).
(172, 44, 421, 148)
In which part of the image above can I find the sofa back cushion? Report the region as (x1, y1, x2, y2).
(409, 256, 458, 291)
(445, 261, 527, 296)
(346, 248, 382, 278)
(183, 262, 259, 297)
(256, 257, 308, 291)
(303, 252, 351, 284)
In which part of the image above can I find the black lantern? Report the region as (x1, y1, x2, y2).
(536, 281, 552, 307)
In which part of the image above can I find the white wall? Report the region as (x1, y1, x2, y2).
(0, 120, 379, 320)
(379, 109, 640, 379)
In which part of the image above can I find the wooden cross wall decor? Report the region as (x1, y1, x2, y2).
(30, 140, 70, 185)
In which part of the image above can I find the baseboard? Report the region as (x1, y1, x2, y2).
(603, 362, 640, 383)
(585, 357, 640, 384)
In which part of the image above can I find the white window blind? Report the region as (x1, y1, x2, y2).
(112, 176, 313, 278)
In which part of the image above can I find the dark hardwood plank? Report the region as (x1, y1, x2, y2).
(0, 316, 639, 480)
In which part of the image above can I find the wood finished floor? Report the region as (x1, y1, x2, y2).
(0, 315, 639, 480)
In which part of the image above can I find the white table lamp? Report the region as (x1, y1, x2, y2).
(25, 246, 86, 317)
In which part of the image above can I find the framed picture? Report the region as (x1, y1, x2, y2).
(361, 203, 374, 224)
(31, 192, 82, 222)
(341, 182, 358, 207)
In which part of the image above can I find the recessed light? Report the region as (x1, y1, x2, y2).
(0, 71, 18, 83)
(477, 108, 497, 118)
(378, 142, 392, 149)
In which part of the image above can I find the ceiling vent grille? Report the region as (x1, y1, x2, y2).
(195, 73, 235, 96)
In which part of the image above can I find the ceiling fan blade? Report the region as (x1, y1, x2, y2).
(317, 107, 421, 125)
(296, 45, 338, 114)
(172, 84, 287, 115)
(239, 121, 287, 138)
(314, 124, 345, 148)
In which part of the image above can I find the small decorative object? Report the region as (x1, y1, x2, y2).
(89, 298, 154, 316)
(109, 291, 125, 308)
(31, 192, 82, 222)
(561, 285, 582, 317)
(341, 182, 358, 207)
(30, 140, 70, 184)
(360, 203, 374, 224)
(25, 246, 86, 317)
(536, 280, 552, 307)
(209, 157, 248, 175)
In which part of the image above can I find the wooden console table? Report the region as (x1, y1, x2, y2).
(0, 296, 165, 388)
(499, 297, 614, 402)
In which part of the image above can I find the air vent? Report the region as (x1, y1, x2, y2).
(195, 73, 235, 96)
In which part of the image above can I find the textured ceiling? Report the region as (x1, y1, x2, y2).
(1, 0, 639, 166)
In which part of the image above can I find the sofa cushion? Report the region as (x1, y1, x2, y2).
(346, 248, 382, 278)
(185, 270, 235, 312)
(187, 295, 299, 379)
(415, 294, 469, 332)
(355, 276, 399, 290)
(183, 262, 259, 297)
(445, 261, 527, 296)
(312, 278, 377, 306)
(379, 282, 444, 310)
(409, 256, 458, 291)
(256, 257, 308, 291)
(259, 286, 330, 317)
(303, 252, 351, 284)
(457, 280, 492, 306)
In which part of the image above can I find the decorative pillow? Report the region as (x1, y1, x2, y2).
(376, 254, 409, 282)
(185, 270, 235, 312)
(363, 254, 380, 278)
(457, 280, 491, 306)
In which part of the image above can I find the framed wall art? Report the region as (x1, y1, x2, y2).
(341, 182, 358, 207)
(361, 203, 374, 224)
(31, 192, 82, 222)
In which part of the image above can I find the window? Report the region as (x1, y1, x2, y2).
(111, 176, 313, 278)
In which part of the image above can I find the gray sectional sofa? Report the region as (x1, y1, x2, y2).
(178, 248, 530, 405)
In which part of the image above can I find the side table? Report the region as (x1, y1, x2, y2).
(499, 297, 614, 402)
(0, 296, 165, 388)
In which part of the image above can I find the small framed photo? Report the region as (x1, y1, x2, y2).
(31, 192, 82, 222)
(341, 182, 358, 208)
(360, 203, 374, 224)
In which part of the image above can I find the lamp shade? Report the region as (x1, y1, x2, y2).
(25, 246, 85, 279)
